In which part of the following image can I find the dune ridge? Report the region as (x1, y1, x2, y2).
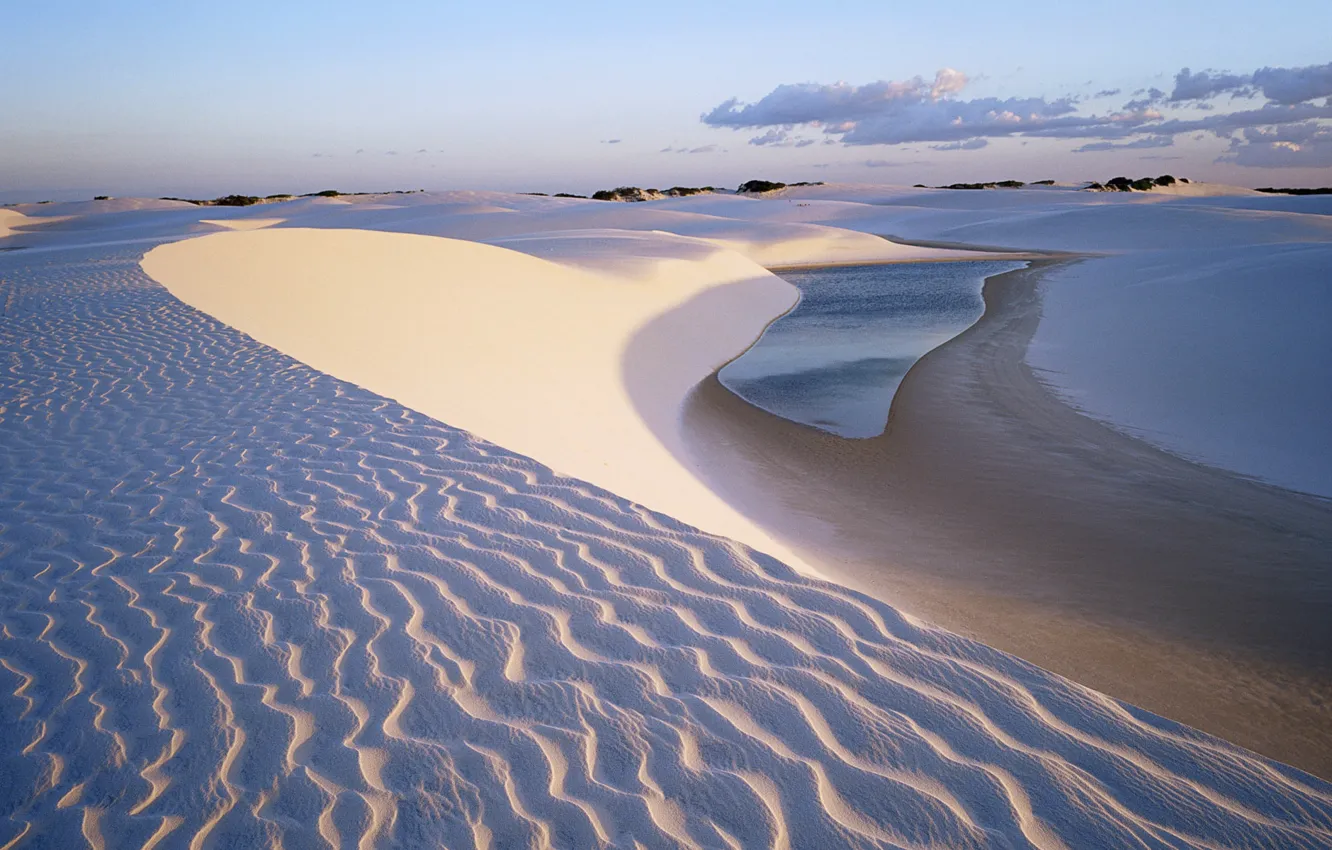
(4, 241, 1332, 846)
(0, 210, 29, 241)
(142, 227, 817, 575)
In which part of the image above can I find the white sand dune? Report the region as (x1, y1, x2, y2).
(144, 227, 813, 575)
(3, 233, 1332, 848)
(0, 210, 29, 241)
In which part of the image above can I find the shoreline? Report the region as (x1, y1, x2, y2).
(680, 258, 1332, 779)
(763, 252, 1043, 271)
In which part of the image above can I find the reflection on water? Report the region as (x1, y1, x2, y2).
(721, 260, 1025, 438)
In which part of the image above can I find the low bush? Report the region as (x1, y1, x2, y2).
(737, 179, 786, 193)
(591, 186, 663, 202)
(1256, 186, 1332, 195)
(213, 195, 261, 206)
(940, 180, 1025, 190)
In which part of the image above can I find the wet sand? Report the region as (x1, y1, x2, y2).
(682, 258, 1332, 779)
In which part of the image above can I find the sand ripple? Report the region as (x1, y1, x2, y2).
(0, 246, 1329, 848)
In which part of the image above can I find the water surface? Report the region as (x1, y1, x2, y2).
(721, 260, 1024, 437)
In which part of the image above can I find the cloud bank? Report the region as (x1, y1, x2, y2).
(702, 61, 1332, 167)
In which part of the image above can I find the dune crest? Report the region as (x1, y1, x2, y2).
(143, 227, 812, 573)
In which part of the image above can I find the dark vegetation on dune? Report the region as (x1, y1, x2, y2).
(1087, 175, 1182, 192)
(736, 180, 824, 194)
(156, 189, 424, 206)
(1256, 186, 1332, 195)
(591, 187, 663, 202)
(589, 186, 722, 201)
(938, 180, 1026, 190)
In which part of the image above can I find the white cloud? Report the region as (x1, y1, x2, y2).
(1169, 61, 1332, 105)
(1073, 136, 1174, 153)
(1170, 68, 1251, 101)
(930, 138, 988, 151)
(931, 68, 968, 98)
(1252, 63, 1332, 105)
(748, 128, 790, 146)
(701, 60, 1332, 170)
(1219, 121, 1332, 167)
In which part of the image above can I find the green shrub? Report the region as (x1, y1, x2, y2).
(94, 195, 110, 201)
(737, 179, 786, 193)
(1153, 175, 1176, 186)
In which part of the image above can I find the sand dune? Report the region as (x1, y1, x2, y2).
(144, 227, 814, 576)
(0, 210, 28, 241)
(4, 236, 1332, 847)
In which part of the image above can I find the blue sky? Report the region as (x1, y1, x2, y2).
(3, 1, 1330, 201)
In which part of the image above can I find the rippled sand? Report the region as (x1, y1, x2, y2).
(0, 236, 1329, 847)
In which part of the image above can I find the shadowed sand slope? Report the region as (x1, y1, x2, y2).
(2, 249, 1331, 847)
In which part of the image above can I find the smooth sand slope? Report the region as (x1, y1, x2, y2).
(4, 221, 1332, 848)
(0, 211, 26, 241)
(143, 227, 813, 575)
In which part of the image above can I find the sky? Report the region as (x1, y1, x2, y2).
(2, 0, 1330, 201)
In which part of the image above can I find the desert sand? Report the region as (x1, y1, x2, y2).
(2, 188, 1330, 846)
